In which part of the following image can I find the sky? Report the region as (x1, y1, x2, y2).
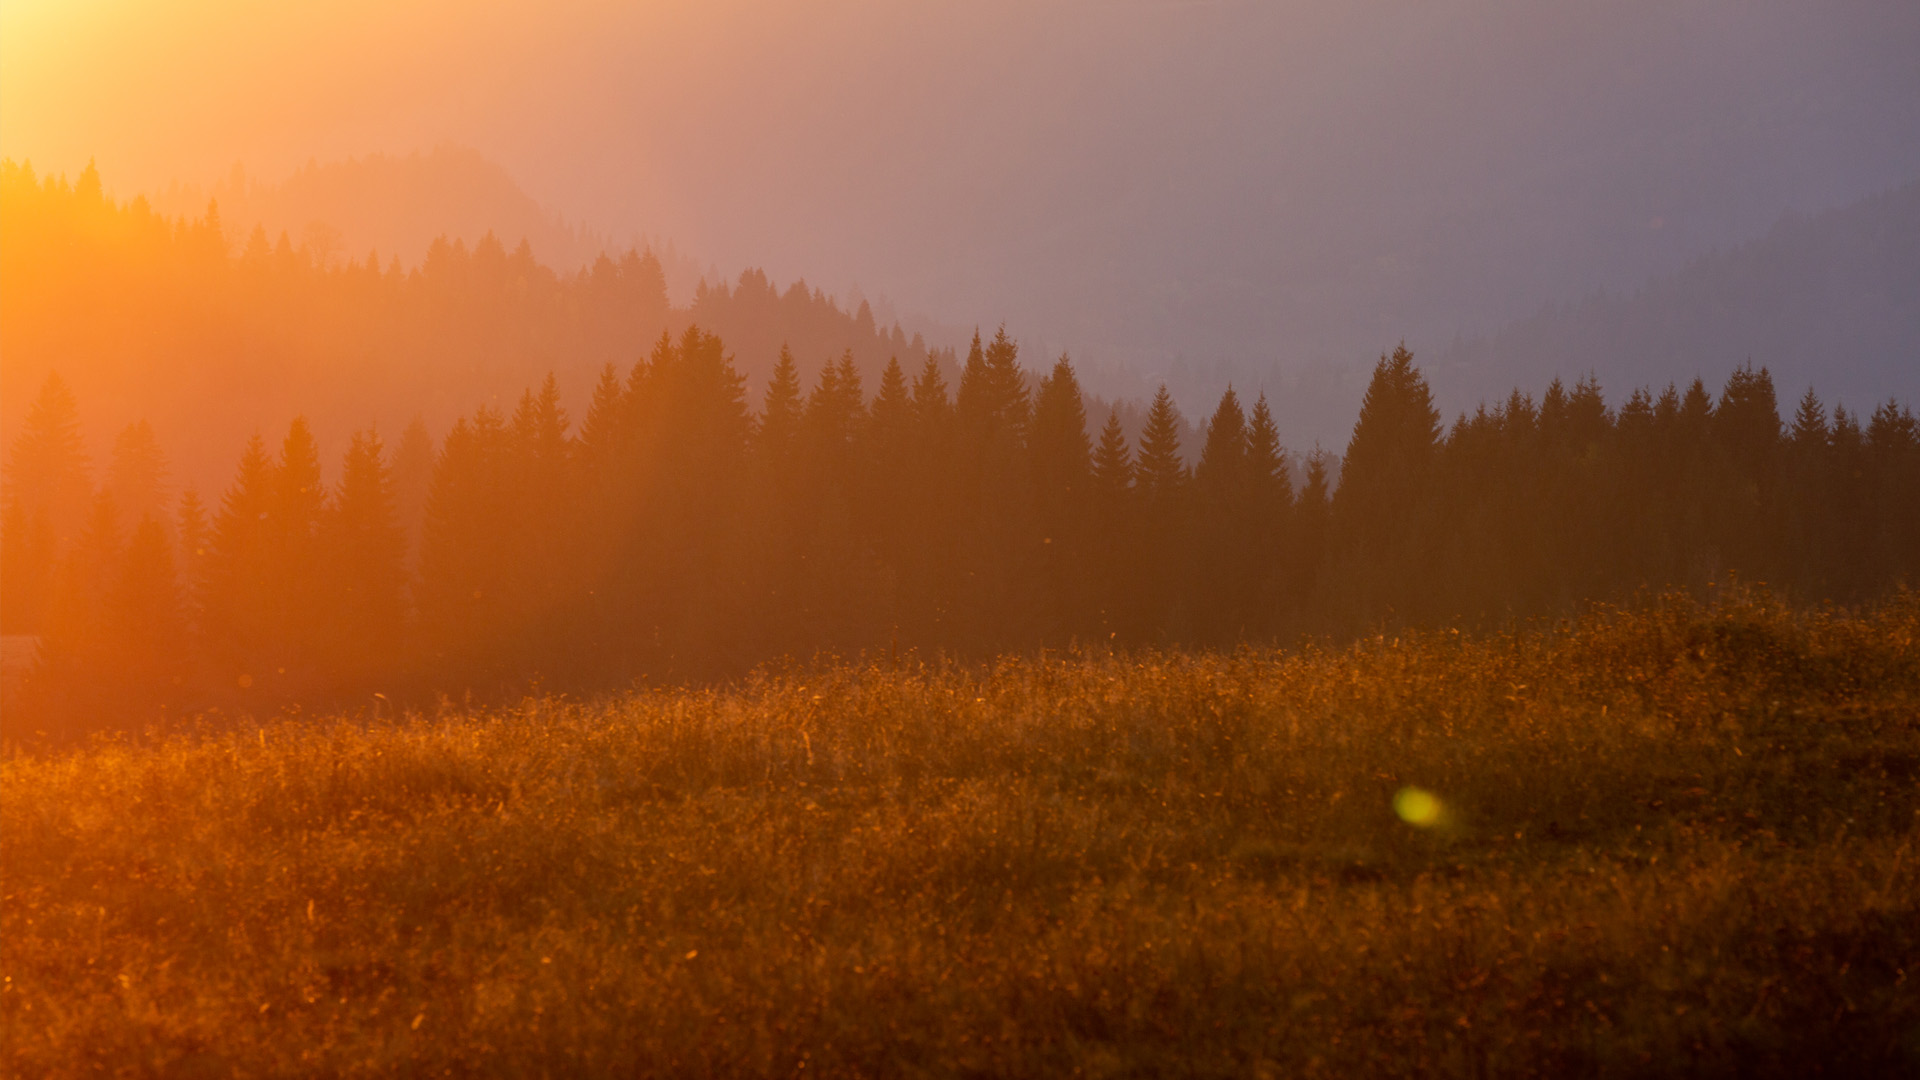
(6, 0, 1919, 442)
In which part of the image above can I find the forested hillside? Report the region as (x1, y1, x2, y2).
(3, 159, 1918, 740)
(0, 160, 946, 493)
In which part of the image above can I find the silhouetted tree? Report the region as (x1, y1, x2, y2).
(202, 435, 276, 691)
(1030, 355, 1094, 637)
(1332, 344, 1440, 623)
(1, 373, 92, 631)
(324, 428, 407, 685)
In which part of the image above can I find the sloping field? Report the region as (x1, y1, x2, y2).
(4, 592, 1917, 1077)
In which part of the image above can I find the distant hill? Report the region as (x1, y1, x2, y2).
(149, 146, 711, 291)
(1432, 180, 1920, 414)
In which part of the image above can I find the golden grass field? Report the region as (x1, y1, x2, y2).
(4, 591, 1918, 1077)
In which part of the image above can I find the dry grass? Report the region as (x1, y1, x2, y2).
(5, 591, 1919, 1077)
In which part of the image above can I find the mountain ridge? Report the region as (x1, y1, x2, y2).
(1432, 178, 1920, 416)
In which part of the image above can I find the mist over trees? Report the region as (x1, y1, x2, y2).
(3, 158, 1918, 738)
(5, 321, 1916, 738)
(0, 159, 949, 497)
(1435, 179, 1920, 417)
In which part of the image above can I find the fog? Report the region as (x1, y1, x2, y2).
(5, 0, 1919, 442)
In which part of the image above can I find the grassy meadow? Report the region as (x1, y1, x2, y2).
(4, 591, 1919, 1077)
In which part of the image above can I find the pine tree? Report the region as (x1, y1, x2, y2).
(1294, 448, 1333, 607)
(982, 326, 1031, 442)
(1092, 408, 1134, 500)
(5, 375, 93, 544)
(1712, 365, 1785, 582)
(1715, 365, 1783, 466)
(1134, 386, 1187, 500)
(1131, 386, 1190, 637)
(1027, 355, 1095, 637)
(1788, 388, 1828, 453)
(956, 327, 1029, 447)
(1245, 393, 1295, 624)
(202, 435, 276, 683)
(757, 345, 805, 470)
(1030, 355, 1092, 508)
(1245, 394, 1293, 509)
(1340, 345, 1441, 500)
(1783, 388, 1832, 593)
(324, 428, 407, 682)
(805, 350, 866, 471)
(1332, 344, 1441, 622)
(513, 374, 570, 478)
(577, 364, 630, 470)
(911, 354, 953, 431)
(267, 418, 327, 679)
(1195, 387, 1248, 497)
(389, 417, 434, 568)
(509, 374, 572, 628)
(2, 374, 93, 631)
(869, 357, 913, 452)
(1191, 387, 1252, 639)
(862, 356, 916, 542)
(1865, 400, 1919, 585)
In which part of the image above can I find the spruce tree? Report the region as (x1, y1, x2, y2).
(911, 354, 953, 430)
(509, 375, 571, 636)
(325, 428, 407, 683)
(1865, 400, 1919, 585)
(869, 357, 913, 451)
(1192, 387, 1251, 639)
(389, 417, 434, 567)
(757, 345, 805, 470)
(268, 418, 327, 679)
(1030, 355, 1092, 508)
(1195, 386, 1248, 496)
(1245, 394, 1293, 509)
(1132, 386, 1190, 637)
(203, 435, 276, 683)
(805, 350, 866, 469)
(1333, 344, 1441, 622)
(3, 372, 93, 549)
(1028, 355, 1095, 637)
(863, 356, 915, 541)
(1294, 449, 1333, 607)
(1092, 408, 1134, 499)
(578, 363, 630, 469)
(1134, 386, 1188, 500)
(1784, 388, 1832, 592)
(1712, 365, 1785, 582)
(1246, 393, 1295, 623)
(956, 326, 1030, 448)
(1788, 388, 1829, 453)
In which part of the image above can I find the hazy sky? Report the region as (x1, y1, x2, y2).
(7, 0, 1919, 438)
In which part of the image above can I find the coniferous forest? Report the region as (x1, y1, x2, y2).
(3, 159, 1919, 738)
(6, 315, 1917, 737)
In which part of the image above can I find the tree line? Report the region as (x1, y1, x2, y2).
(0, 158, 946, 500)
(4, 326, 1915, 734)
